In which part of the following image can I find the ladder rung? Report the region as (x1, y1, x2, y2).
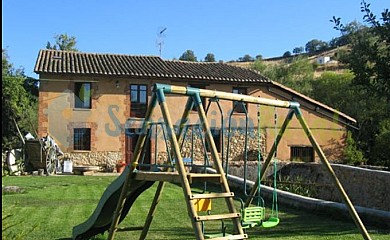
(187, 173, 222, 184)
(208, 234, 248, 240)
(196, 213, 240, 222)
(116, 226, 144, 232)
(190, 192, 234, 200)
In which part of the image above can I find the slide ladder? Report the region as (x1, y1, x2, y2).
(186, 174, 247, 240)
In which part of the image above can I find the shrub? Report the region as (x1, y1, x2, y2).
(343, 131, 365, 166)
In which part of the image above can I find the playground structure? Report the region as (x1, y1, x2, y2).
(72, 83, 371, 240)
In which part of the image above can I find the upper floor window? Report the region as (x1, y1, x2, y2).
(232, 87, 247, 113)
(74, 128, 91, 151)
(75, 82, 91, 109)
(130, 84, 148, 118)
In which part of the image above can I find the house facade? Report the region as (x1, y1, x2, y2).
(34, 49, 357, 169)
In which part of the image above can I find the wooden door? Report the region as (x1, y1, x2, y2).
(125, 128, 150, 166)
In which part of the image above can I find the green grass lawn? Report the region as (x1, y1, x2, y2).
(2, 175, 389, 240)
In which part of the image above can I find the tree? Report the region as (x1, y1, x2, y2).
(343, 131, 365, 165)
(204, 53, 216, 62)
(293, 47, 304, 55)
(252, 56, 315, 95)
(46, 33, 78, 51)
(371, 119, 390, 168)
(332, 2, 390, 97)
(311, 71, 355, 111)
(2, 49, 38, 149)
(179, 50, 197, 62)
(238, 54, 254, 62)
(331, 1, 390, 167)
(252, 58, 267, 74)
(305, 39, 328, 53)
(329, 20, 367, 48)
(282, 51, 292, 57)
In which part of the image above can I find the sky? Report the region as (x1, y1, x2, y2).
(2, 0, 389, 79)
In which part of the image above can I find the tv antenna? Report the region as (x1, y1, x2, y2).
(156, 27, 167, 57)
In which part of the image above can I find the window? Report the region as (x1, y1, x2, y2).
(130, 84, 148, 118)
(74, 128, 91, 151)
(206, 128, 221, 153)
(75, 82, 91, 109)
(188, 84, 206, 111)
(290, 146, 314, 162)
(232, 87, 247, 113)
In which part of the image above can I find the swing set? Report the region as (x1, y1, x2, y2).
(104, 83, 371, 240)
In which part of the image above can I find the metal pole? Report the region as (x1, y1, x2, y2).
(175, 97, 194, 168)
(205, 98, 224, 168)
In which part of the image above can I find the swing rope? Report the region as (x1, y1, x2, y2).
(256, 105, 262, 207)
(262, 107, 280, 228)
(272, 108, 279, 218)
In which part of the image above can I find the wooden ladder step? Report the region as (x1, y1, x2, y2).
(207, 234, 248, 240)
(190, 192, 234, 200)
(133, 172, 223, 184)
(116, 226, 144, 232)
(187, 173, 222, 184)
(195, 213, 240, 222)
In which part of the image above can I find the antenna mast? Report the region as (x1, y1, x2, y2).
(157, 27, 167, 57)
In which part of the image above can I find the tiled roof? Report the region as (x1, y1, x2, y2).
(34, 49, 270, 83)
(34, 50, 357, 125)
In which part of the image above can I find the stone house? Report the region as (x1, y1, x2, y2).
(34, 49, 357, 168)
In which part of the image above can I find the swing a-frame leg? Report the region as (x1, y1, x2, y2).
(244, 106, 372, 240)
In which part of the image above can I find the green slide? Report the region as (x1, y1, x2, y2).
(72, 167, 154, 240)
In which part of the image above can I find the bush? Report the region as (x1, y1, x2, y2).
(371, 119, 390, 168)
(343, 131, 365, 166)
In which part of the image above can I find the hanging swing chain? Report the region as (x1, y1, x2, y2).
(271, 107, 279, 218)
(257, 104, 262, 207)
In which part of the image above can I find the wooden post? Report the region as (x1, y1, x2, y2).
(293, 106, 371, 240)
(139, 181, 166, 240)
(107, 94, 157, 240)
(194, 91, 245, 236)
(155, 88, 204, 240)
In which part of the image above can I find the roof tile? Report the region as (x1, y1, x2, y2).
(34, 49, 269, 83)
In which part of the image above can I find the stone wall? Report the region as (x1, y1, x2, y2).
(156, 127, 266, 165)
(227, 162, 390, 212)
(63, 151, 121, 168)
(211, 167, 390, 229)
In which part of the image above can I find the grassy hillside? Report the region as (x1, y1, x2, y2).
(226, 47, 349, 78)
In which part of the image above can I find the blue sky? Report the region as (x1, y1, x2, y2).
(2, 0, 388, 78)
